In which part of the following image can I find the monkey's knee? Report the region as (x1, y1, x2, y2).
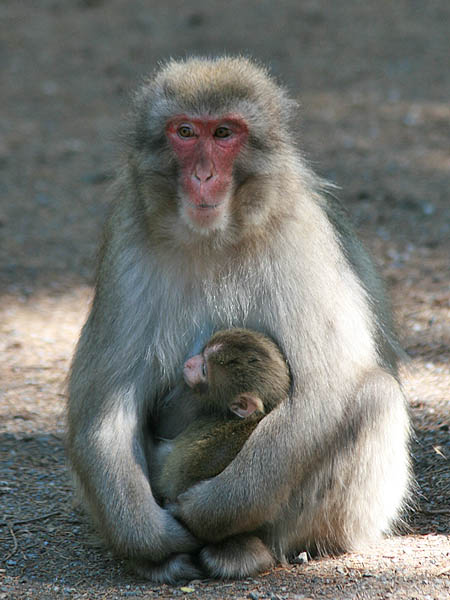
(131, 553, 204, 584)
(200, 535, 275, 579)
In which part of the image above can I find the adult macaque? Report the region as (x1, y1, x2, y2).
(153, 328, 291, 503)
(68, 57, 410, 583)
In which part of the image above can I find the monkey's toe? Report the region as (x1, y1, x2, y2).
(131, 553, 204, 584)
(200, 535, 275, 579)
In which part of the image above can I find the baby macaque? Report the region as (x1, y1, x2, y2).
(154, 328, 291, 503)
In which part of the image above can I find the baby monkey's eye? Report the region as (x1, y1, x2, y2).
(202, 361, 207, 377)
(224, 358, 239, 367)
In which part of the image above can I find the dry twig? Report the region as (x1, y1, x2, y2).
(2, 522, 18, 562)
(419, 508, 450, 516)
(0, 511, 61, 528)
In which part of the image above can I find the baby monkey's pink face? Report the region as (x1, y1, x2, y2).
(183, 344, 223, 387)
(183, 353, 206, 387)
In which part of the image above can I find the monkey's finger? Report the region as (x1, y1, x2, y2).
(163, 510, 202, 553)
(165, 501, 181, 518)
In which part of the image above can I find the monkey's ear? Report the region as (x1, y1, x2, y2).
(230, 394, 265, 419)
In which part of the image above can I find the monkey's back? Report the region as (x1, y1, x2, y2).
(157, 417, 262, 502)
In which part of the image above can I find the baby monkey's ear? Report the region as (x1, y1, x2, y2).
(230, 394, 265, 419)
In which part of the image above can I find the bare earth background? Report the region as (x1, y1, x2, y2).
(1, 1, 449, 599)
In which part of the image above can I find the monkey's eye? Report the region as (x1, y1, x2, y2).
(177, 125, 195, 138)
(202, 361, 207, 378)
(214, 127, 232, 139)
(224, 358, 239, 367)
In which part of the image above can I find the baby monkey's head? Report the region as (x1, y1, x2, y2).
(183, 328, 291, 419)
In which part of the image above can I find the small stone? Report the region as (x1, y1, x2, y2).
(421, 202, 435, 216)
(291, 551, 308, 564)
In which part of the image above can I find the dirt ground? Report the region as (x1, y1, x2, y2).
(1, 1, 449, 598)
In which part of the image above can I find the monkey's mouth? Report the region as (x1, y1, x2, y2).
(187, 198, 225, 211)
(184, 199, 227, 228)
(195, 203, 223, 211)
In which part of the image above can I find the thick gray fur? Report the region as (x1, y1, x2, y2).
(68, 56, 410, 582)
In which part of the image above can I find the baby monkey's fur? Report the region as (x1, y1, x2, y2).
(155, 328, 291, 502)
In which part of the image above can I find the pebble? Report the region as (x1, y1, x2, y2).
(291, 551, 308, 564)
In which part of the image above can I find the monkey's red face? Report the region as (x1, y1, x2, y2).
(166, 115, 248, 231)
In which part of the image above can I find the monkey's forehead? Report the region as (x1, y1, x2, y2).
(203, 343, 224, 360)
(156, 56, 273, 98)
(138, 56, 294, 125)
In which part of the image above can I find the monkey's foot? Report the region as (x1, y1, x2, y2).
(200, 534, 276, 579)
(131, 554, 204, 584)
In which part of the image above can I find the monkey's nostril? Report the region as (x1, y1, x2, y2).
(193, 170, 215, 183)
